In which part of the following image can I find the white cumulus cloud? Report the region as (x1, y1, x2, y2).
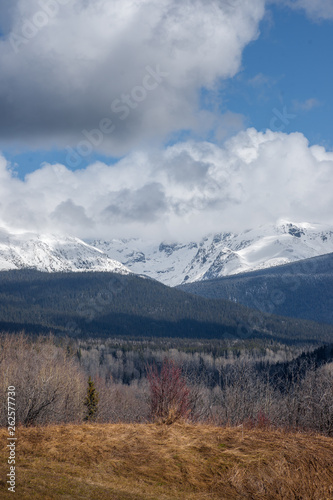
(0, 128, 332, 240)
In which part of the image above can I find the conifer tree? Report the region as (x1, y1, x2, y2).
(84, 376, 99, 422)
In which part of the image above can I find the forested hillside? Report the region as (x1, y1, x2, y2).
(179, 253, 333, 325)
(0, 270, 333, 341)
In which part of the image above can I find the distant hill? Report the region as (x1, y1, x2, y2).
(179, 253, 333, 325)
(0, 269, 332, 342)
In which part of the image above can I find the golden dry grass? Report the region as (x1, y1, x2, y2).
(1, 423, 333, 499)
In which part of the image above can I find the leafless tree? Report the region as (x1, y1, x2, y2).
(0, 333, 85, 426)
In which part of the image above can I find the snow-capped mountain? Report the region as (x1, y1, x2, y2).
(0, 229, 130, 274)
(91, 221, 333, 286)
(1, 221, 333, 285)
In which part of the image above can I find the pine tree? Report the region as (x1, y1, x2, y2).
(84, 376, 99, 422)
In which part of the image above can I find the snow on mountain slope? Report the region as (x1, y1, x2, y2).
(1, 221, 332, 285)
(91, 221, 333, 286)
(0, 229, 130, 274)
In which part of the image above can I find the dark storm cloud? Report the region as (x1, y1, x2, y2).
(0, 0, 265, 155)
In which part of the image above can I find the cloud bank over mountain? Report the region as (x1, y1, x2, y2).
(1, 128, 332, 240)
(0, 1, 332, 241)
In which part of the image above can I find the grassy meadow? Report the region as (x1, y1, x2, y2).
(1, 423, 333, 499)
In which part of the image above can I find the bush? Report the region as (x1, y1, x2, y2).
(146, 358, 191, 424)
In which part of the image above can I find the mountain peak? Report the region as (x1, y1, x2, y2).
(0, 229, 130, 274)
(1, 222, 333, 285)
(91, 221, 333, 286)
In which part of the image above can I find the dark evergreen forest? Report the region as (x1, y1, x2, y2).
(0, 269, 332, 342)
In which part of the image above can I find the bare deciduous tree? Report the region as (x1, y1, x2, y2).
(146, 358, 191, 424)
(0, 333, 85, 426)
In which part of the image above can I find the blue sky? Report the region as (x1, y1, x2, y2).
(222, 4, 333, 147)
(0, 0, 332, 239)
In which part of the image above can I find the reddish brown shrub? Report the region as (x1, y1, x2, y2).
(146, 358, 191, 424)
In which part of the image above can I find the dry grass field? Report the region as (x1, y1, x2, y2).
(1, 423, 333, 499)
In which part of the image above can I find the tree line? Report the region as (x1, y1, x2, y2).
(0, 333, 333, 435)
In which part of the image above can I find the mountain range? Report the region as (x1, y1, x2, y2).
(92, 220, 333, 285)
(0, 221, 332, 340)
(0, 222, 333, 288)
